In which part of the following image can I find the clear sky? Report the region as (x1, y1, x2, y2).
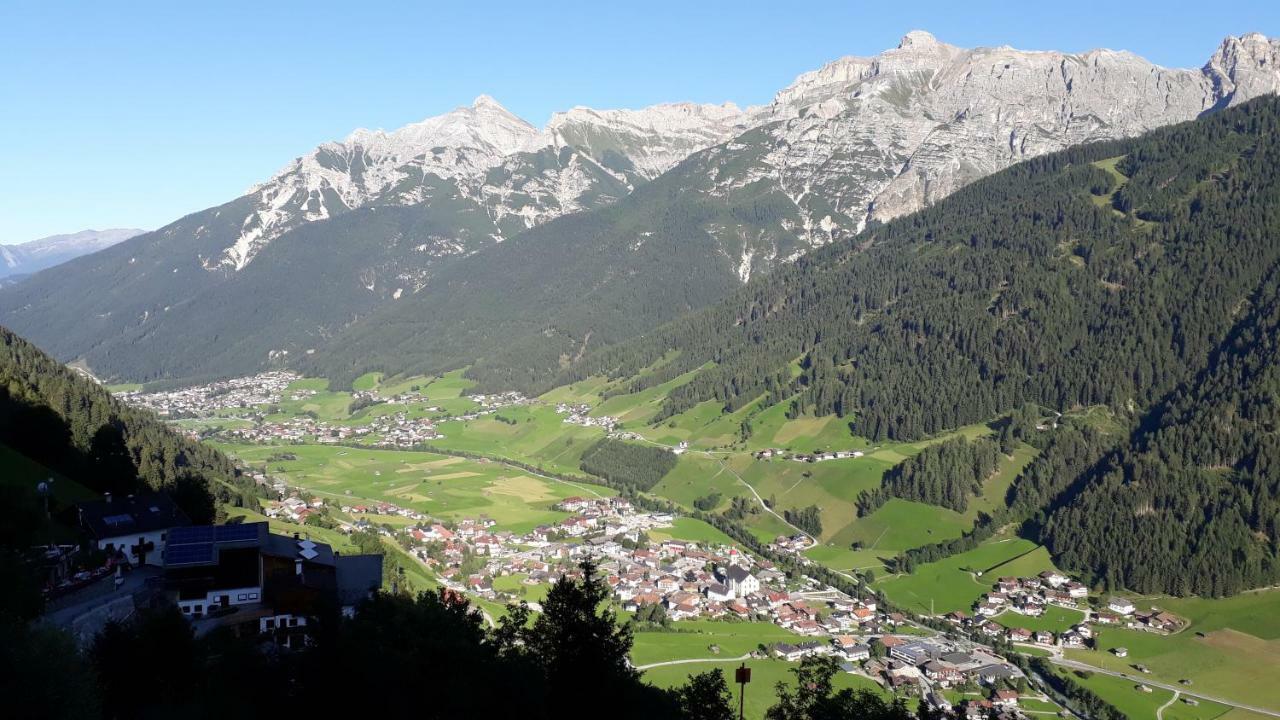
(1, 0, 1277, 243)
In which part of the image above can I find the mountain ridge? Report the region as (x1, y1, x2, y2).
(0, 228, 144, 280)
(2, 31, 1277, 388)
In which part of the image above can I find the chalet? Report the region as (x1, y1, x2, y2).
(1061, 632, 1085, 648)
(833, 636, 870, 661)
(76, 492, 190, 567)
(993, 689, 1019, 707)
(975, 664, 1019, 684)
(162, 522, 381, 643)
(1006, 627, 1032, 643)
(1065, 581, 1089, 598)
(923, 660, 963, 685)
(1112, 647, 1129, 658)
(1039, 570, 1069, 588)
(1034, 631, 1055, 645)
(977, 601, 1001, 616)
(1108, 597, 1136, 615)
(792, 619, 823, 636)
(773, 643, 807, 661)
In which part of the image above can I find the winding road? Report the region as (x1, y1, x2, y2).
(1051, 658, 1280, 718)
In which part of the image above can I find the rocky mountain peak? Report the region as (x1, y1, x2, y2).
(1204, 33, 1280, 104)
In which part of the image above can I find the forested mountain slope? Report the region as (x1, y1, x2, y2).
(1042, 270, 1280, 596)
(575, 97, 1280, 443)
(0, 326, 247, 521)
(0, 98, 733, 384)
(2, 34, 1275, 388)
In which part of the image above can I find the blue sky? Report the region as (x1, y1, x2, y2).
(1, 0, 1276, 243)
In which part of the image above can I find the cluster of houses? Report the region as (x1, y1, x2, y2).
(227, 417, 371, 444)
(555, 402, 620, 431)
(753, 448, 866, 462)
(768, 633, 1026, 716)
(382, 495, 914, 638)
(769, 534, 814, 554)
(471, 391, 530, 409)
(116, 371, 300, 417)
(943, 571, 1182, 651)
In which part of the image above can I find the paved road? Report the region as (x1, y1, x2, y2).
(635, 653, 752, 671)
(1052, 658, 1280, 718)
(1156, 691, 1180, 720)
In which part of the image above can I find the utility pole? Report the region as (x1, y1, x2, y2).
(735, 662, 751, 720)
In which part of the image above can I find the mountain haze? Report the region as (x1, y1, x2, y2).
(0, 228, 143, 280)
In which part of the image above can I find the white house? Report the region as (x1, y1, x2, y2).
(723, 565, 760, 598)
(1108, 597, 1136, 615)
(76, 492, 190, 567)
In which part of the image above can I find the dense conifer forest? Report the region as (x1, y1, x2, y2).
(0, 326, 256, 521)
(573, 97, 1280, 443)
(567, 97, 1280, 596)
(578, 438, 678, 491)
(856, 437, 1001, 514)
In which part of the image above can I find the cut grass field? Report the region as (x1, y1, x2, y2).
(1054, 666, 1231, 720)
(642, 658, 885, 720)
(647, 517, 737, 546)
(630, 620, 805, 666)
(994, 605, 1085, 634)
(215, 442, 608, 534)
(1064, 589, 1280, 713)
(433, 404, 606, 476)
(874, 537, 1059, 615)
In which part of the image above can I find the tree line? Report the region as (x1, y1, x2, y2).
(578, 438, 678, 491)
(857, 436, 1001, 515)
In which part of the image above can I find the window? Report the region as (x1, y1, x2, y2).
(264, 619, 275, 629)
(182, 606, 190, 614)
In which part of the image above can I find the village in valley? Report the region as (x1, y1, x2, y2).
(100, 370, 1225, 720)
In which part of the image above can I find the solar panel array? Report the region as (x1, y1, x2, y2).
(168, 525, 215, 545)
(215, 524, 260, 543)
(165, 542, 214, 566)
(164, 523, 264, 566)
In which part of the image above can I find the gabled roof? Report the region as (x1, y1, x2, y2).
(725, 565, 753, 582)
(77, 492, 190, 539)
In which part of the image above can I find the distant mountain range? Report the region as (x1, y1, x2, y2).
(0, 228, 143, 281)
(1, 31, 1277, 387)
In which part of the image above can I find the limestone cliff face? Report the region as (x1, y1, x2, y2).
(715, 31, 1280, 254)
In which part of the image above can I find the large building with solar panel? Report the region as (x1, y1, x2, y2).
(75, 491, 191, 568)
(162, 521, 382, 643)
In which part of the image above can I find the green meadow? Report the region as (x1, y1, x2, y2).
(1065, 589, 1280, 712)
(216, 442, 609, 534)
(647, 517, 738, 546)
(642, 658, 885, 720)
(1054, 666, 1231, 720)
(994, 605, 1085, 634)
(630, 620, 805, 666)
(433, 404, 606, 476)
(874, 538, 1059, 615)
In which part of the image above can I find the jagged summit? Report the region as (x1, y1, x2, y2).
(8, 30, 1279, 388)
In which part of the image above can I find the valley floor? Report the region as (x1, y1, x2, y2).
(113, 368, 1280, 718)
